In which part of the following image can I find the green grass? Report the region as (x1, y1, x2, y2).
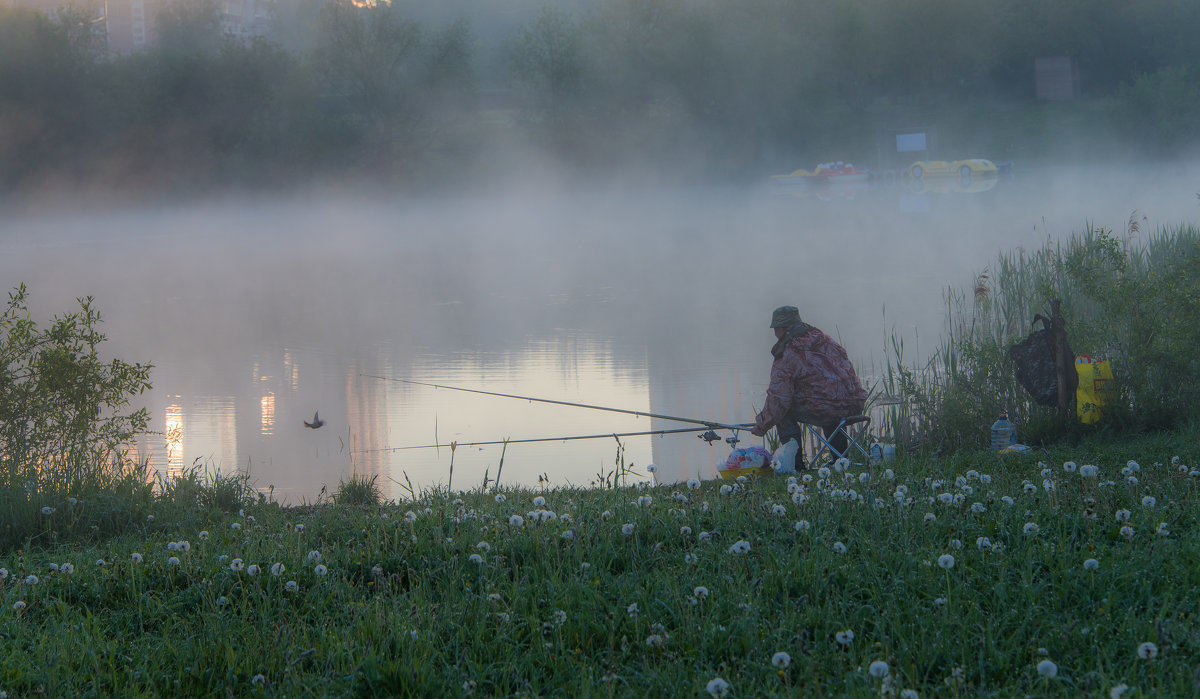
(2, 426, 1199, 697)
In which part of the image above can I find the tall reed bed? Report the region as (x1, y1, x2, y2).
(876, 221, 1200, 452)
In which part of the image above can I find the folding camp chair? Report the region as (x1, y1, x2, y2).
(805, 414, 872, 468)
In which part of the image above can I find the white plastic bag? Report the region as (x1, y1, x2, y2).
(772, 439, 799, 474)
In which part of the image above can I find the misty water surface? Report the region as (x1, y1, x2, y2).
(2, 163, 1198, 502)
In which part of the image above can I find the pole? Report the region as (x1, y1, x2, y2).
(362, 375, 755, 432)
(355, 425, 716, 453)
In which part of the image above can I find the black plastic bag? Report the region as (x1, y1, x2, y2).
(1009, 317, 1058, 406)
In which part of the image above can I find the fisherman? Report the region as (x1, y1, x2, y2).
(750, 306, 867, 467)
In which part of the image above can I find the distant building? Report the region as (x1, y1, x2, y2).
(106, 0, 163, 54)
(1035, 56, 1080, 100)
(3, 0, 278, 55)
(220, 0, 274, 42)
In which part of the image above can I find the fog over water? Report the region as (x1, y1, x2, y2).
(2, 162, 1198, 501)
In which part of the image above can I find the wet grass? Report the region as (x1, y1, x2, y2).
(2, 426, 1198, 696)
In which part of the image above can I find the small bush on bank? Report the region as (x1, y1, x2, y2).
(0, 285, 156, 550)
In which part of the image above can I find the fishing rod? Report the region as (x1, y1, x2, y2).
(361, 374, 757, 433)
(352, 425, 730, 454)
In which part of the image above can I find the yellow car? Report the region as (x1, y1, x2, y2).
(909, 158, 998, 178)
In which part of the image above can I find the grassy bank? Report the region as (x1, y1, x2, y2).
(2, 426, 1198, 696)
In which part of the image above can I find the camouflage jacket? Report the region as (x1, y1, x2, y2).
(754, 326, 867, 431)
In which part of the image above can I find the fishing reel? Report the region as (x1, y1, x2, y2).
(698, 429, 741, 447)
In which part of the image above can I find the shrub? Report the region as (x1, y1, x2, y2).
(0, 284, 154, 549)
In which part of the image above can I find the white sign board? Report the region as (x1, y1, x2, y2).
(896, 133, 927, 153)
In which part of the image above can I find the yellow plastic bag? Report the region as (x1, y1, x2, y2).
(1075, 355, 1114, 424)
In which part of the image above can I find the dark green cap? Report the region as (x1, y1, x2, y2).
(770, 305, 800, 328)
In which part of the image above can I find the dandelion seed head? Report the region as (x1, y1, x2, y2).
(1023, 522, 1040, 536)
(621, 523, 635, 536)
(167, 557, 180, 566)
(131, 553, 143, 564)
(728, 540, 751, 555)
(494, 494, 506, 503)
(509, 515, 524, 527)
(869, 660, 889, 678)
(13, 600, 27, 611)
(285, 580, 299, 593)
(270, 562, 285, 576)
(1084, 558, 1099, 570)
(794, 520, 810, 532)
(832, 541, 847, 554)
(937, 554, 955, 569)
(247, 564, 260, 576)
(1137, 641, 1158, 659)
(772, 651, 791, 669)
(468, 554, 483, 565)
(1036, 659, 1057, 677)
(705, 677, 730, 698)
(835, 629, 855, 645)
(314, 564, 328, 576)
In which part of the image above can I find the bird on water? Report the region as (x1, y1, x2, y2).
(304, 411, 325, 429)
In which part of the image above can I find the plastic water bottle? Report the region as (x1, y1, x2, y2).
(991, 412, 1016, 452)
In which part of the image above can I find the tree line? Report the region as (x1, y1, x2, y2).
(1, 0, 1198, 194)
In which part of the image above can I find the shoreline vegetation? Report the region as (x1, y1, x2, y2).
(3, 221, 1200, 694)
(3, 0, 1200, 199)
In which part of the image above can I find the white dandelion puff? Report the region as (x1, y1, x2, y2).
(835, 629, 855, 645)
(832, 541, 847, 554)
(705, 678, 730, 698)
(1023, 522, 1040, 536)
(314, 564, 328, 576)
(771, 651, 791, 669)
(270, 562, 285, 576)
(1036, 659, 1057, 677)
(468, 554, 483, 565)
(621, 523, 635, 536)
(1084, 558, 1100, 570)
(728, 540, 751, 555)
(869, 660, 889, 677)
(937, 554, 955, 569)
(1137, 642, 1158, 659)
(509, 515, 524, 527)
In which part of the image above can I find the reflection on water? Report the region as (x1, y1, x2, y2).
(4, 163, 1199, 501)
